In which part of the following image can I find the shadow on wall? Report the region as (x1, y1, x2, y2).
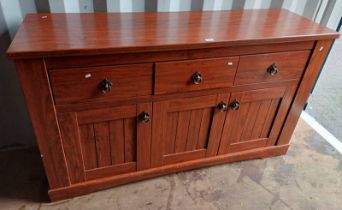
(0, 8, 35, 151)
(0, 148, 49, 202)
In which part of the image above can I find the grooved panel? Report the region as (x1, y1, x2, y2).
(152, 94, 228, 166)
(94, 122, 111, 167)
(174, 111, 191, 153)
(124, 118, 137, 162)
(218, 86, 293, 154)
(197, 108, 213, 149)
(79, 124, 97, 170)
(109, 120, 125, 164)
(164, 107, 215, 155)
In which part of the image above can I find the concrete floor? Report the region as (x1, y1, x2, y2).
(0, 118, 342, 210)
(307, 38, 342, 141)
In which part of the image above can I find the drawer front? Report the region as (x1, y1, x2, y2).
(50, 63, 153, 104)
(234, 51, 310, 85)
(155, 57, 239, 95)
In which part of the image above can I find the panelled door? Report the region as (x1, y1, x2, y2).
(151, 94, 230, 167)
(57, 103, 152, 184)
(218, 86, 297, 154)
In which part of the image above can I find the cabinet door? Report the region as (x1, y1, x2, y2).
(218, 86, 296, 154)
(57, 103, 152, 183)
(151, 94, 230, 167)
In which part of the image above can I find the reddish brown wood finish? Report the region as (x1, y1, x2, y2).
(45, 41, 315, 69)
(49, 144, 290, 201)
(155, 57, 238, 94)
(7, 10, 338, 58)
(14, 59, 70, 188)
(218, 86, 296, 154)
(277, 40, 334, 145)
(50, 64, 153, 104)
(8, 10, 339, 202)
(235, 51, 311, 85)
(151, 94, 229, 166)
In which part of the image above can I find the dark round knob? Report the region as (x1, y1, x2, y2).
(229, 100, 240, 110)
(267, 63, 279, 76)
(217, 101, 228, 112)
(192, 72, 202, 84)
(139, 112, 151, 123)
(99, 79, 113, 93)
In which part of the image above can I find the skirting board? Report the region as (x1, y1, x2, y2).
(49, 144, 289, 201)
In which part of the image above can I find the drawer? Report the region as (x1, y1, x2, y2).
(50, 63, 153, 104)
(155, 57, 239, 95)
(234, 51, 311, 85)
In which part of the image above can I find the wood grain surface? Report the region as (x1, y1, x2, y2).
(7, 9, 338, 58)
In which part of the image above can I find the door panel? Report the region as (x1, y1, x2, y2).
(218, 86, 296, 154)
(151, 94, 230, 167)
(58, 103, 152, 183)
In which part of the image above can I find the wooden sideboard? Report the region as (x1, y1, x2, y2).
(7, 9, 339, 201)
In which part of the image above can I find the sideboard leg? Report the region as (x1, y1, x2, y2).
(15, 59, 70, 189)
(277, 40, 334, 146)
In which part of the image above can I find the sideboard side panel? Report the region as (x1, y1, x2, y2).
(15, 59, 70, 188)
(277, 40, 334, 145)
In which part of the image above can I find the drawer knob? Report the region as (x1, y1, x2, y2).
(217, 101, 228, 112)
(99, 79, 113, 93)
(192, 72, 202, 84)
(267, 63, 279, 76)
(139, 112, 151, 123)
(229, 100, 240, 110)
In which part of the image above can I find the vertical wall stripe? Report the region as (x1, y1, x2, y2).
(302, 0, 320, 19)
(282, 0, 295, 10)
(179, 0, 192, 11)
(145, 0, 157, 12)
(64, 0, 81, 13)
(251, 0, 264, 9)
(244, 0, 257, 9)
(232, 0, 246, 10)
(294, 0, 307, 15)
(270, 0, 284, 8)
(107, 0, 120, 12)
(93, 0, 107, 12)
(34, 0, 50, 13)
(202, 0, 215, 11)
(222, 0, 234, 10)
(259, 0, 272, 9)
(48, 0, 65, 13)
(191, 0, 204, 11)
(314, 0, 328, 23)
(169, 0, 181, 12)
(120, 0, 133, 12)
(132, 0, 145, 12)
(320, 0, 336, 26)
(19, 0, 37, 15)
(79, 0, 94, 13)
(0, 0, 23, 39)
(157, 0, 170, 12)
(326, 0, 342, 30)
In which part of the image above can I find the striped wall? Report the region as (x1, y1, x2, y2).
(0, 0, 341, 150)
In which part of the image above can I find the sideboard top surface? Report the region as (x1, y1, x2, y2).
(7, 9, 339, 58)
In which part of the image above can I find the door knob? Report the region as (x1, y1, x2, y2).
(267, 63, 279, 76)
(192, 72, 202, 84)
(99, 79, 113, 93)
(229, 100, 240, 110)
(217, 101, 228, 112)
(139, 112, 151, 123)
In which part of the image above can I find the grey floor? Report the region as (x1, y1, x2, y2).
(0, 118, 342, 210)
(307, 38, 342, 141)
